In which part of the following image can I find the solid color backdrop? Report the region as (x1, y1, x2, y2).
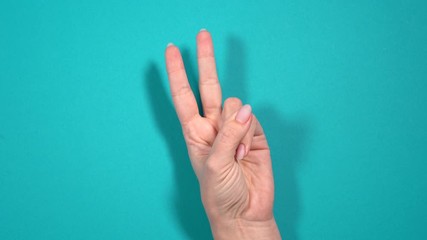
(1, 0, 426, 239)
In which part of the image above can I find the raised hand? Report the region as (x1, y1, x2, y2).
(165, 29, 281, 239)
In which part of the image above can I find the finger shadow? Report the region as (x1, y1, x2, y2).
(257, 108, 310, 240)
(144, 62, 212, 239)
(223, 34, 248, 102)
(224, 35, 311, 240)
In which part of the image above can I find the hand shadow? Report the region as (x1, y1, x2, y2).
(224, 35, 311, 240)
(144, 35, 310, 240)
(144, 61, 212, 239)
(258, 108, 309, 240)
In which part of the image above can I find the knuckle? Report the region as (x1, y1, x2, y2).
(224, 97, 242, 108)
(171, 85, 192, 98)
(200, 76, 219, 86)
(251, 113, 257, 122)
(182, 121, 195, 137)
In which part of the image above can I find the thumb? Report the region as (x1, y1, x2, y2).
(210, 104, 253, 164)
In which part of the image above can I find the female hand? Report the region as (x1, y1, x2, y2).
(165, 29, 281, 240)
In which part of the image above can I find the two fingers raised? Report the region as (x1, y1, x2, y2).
(165, 31, 260, 168)
(165, 30, 222, 127)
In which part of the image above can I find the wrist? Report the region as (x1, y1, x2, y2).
(208, 217, 281, 240)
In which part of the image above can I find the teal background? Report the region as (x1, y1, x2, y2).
(1, 0, 427, 239)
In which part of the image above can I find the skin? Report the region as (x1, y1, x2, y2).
(165, 29, 281, 240)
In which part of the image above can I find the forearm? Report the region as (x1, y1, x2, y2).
(209, 217, 281, 240)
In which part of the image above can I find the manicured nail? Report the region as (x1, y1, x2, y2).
(235, 104, 252, 124)
(167, 42, 174, 47)
(236, 143, 246, 161)
(199, 28, 207, 32)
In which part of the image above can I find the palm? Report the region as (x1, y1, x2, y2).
(183, 114, 274, 221)
(208, 129, 274, 221)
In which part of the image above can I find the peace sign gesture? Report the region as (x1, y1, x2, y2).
(165, 29, 281, 239)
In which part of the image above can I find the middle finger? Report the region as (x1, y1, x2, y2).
(197, 29, 222, 122)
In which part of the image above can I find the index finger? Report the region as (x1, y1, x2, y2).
(165, 44, 200, 126)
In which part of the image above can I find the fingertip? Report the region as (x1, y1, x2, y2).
(165, 42, 174, 55)
(197, 29, 212, 42)
(165, 44, 180, 60)
(165, 45, 185, 74)
(235, 143, 246, 161)
(235, 104, 252, 124)
(166, 43, 177, 53)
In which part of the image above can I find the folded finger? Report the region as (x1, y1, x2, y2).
(240, 114, 257, 156)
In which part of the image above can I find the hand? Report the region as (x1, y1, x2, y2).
(165, 29, 281, 240)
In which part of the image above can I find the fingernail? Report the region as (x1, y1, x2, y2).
(199, 28, 207, 32)
(236, 143, 246, 161)
(235, 104, 252, 124)
(167, 42, 174, 47)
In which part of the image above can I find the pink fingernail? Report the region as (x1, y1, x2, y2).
(236, 143, 246, 161)
(235, 104, 252, 124)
